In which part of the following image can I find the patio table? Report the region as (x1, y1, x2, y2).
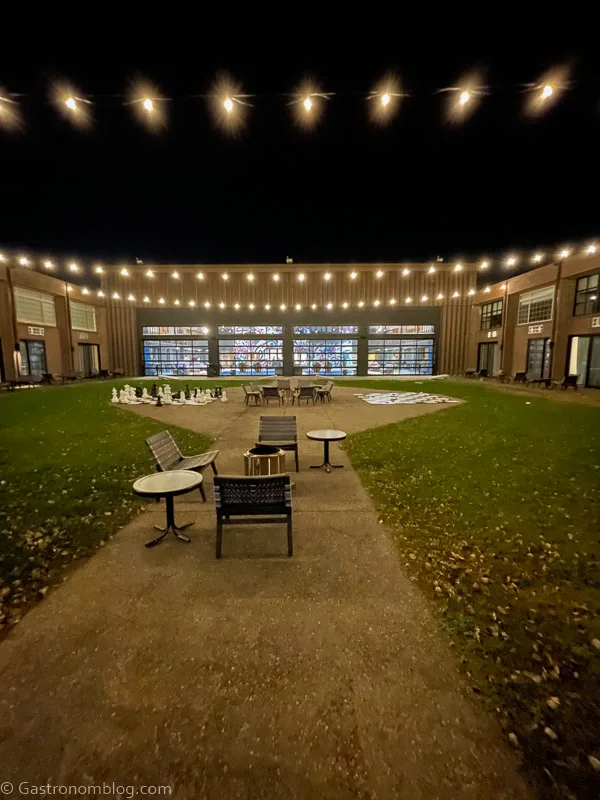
(133, 470, 202, 548)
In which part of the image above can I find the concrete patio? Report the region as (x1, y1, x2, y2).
(0, 387, 533, 799)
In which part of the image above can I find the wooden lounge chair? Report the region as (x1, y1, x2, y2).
(146, 430, 219, 502)
(315, 380, 333, 403)
(243, 384, 262, 406)
(559, 374, 578, 390)
(292, 385, 316, 406)
(256, 415, 299, 472)
(261, 385, 284, 406)
(214, 474, 293, 559)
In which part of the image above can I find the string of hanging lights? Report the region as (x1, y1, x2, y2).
(0, 67, 580, 132)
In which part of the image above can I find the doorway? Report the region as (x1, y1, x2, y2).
(76, 343, 100, 378)
(19, 340, 47, 377)
(526, 338, 552, 380)
(477, 341, 497, 376)
(568, 336, 600, 388)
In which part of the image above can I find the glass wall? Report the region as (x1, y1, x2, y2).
(368, 339, 434, 375)
(568, 336, 600, 387)
(142, 326, 209, 335)
(293, 325, 358, 334)
(218, 325, 283, 335)
(292, 339, 358, 375)
(218, 339, 283, 376)
(368, 324, 435, 335)
(526, 338, 552, 379)
(143, 339, 210, 376)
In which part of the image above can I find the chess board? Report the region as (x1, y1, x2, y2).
(355, 391, 460, 405)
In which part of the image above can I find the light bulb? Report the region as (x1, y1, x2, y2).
(376, 270, 384, 278)
(324, 272, 332, 281)
(158, 297, 165, 304)
(389, 298, 396, 305)
(204, 301, 211, 308)
(381, 92, 391, 107)
(559, 249, 570, 259)
(428, 265, 436, 274)
(97, 290, 104, 297)
(506, 257, 517, 267)
(374, 300, 380, 307)
(172, 271, 179, 279)
(265, 303, 271, 310)
(586, 245, 597, 254)
(437, 293, 444, 300)
(143, 98, 153, 112)
(480, 261, 489, 269)
(541, 84, 553, 99)
(234, 303, 240, 309)
(326, 302, 333, 309)
(402, 268, 410, 276)
(342, 302, 349, 308)
(145, 269, 154, 277)
(298, 273, 305, 281)
(82, 288, 89, 295)
(358, 301, 364, 307)
(247, 273, 254, 281)
(303, 97, 312, 112)
(454, 263, 463, 271)
(70, 263, 79, 272)
(272, 273, 279, 282)
(120, 267, 128, 276)
(189, 300, 195, 307)
(95, 265, 104, 274)
(224, 97, 233, 113)
(112, 292, 120, 299)
(421, 295, 428, 302)
(249, 303, 255, 310)
(19, 257, 29, 266)
(65, 97, 77, 111)
(280, 303, 286, 311)
(452, 291, 459, 298)
(127, 294, 135, 302)
(295, 303, 301, 310)
(468, 289, 475, 296)
(44, 260, 54, 269)
(197, 271, 204, 279)
(311, 303, 317, 310)
(459, 90, 470, 106)
(405, 297, 412, 304)
(532, 253, 543, 263)
(174, 299, 180, 306)
(484, 287, 491, 293)
(143, 296, 150, 303)
(219, 302, 225, 309)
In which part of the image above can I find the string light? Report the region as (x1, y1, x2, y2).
(265, 303, 271, 310)
(454, 263, 463, 271)
(326, 302, 333, 309)
(145, 269, 154, 277)
(222, 272, 229, 280)
(189, 300, 195, 307)
(112, 292, 120, 299)
(323, 272, 332, 281)
(219, 301, 225, 309)
(0, 254, 5, 262)
(501, 284, 507, 290)
(421, 294, 428, 302)
(158, 297, 165, 304)
(585, 244, 597, 254)
(350, 271, 357, 279)
(119, 267, 128, 276)
(559, 248, 570, 259)
(97, 290, 104, 298)
(375, 269, 384, 278)
(249, 303, 255, 310)
(295, 303, 301, 310)
(65, 97, 77, 111)
(480, 261, 489, 269)
(389, 298, 396, 305)
(19, 257, 29, 266)
(69, 263, 79, 272)
(234, 302, 240, 309)
(272, 273, 279, 282)
(43, 260, 54, 269)
(402, 268, 410, 276)
(374, 299, 380, 306)
(484, 287, 491, 293)
(204, 301, 211, 308)
(95, 265, 104, 274)
(358, 301, 364, 307)
(143, 98, 153, 112)
(197, 271, 204, 280)
(298, 273, 305, 281)
(405, 297, 412, 303)
(428, 265, 436, 274)
(441, 74, 488, 122)
(506, 256, 517, 267)
(311, 303, 317, 310)
(532, 253, 543, 263)
(280, 303, 286, 310)
(247, 272, 254, 281)
(54, 83, 92, 129)
(468, 289, 475, 296)
(127, 294, 135, 301)
(224, 97, 233, 113)
(82, 288, 89, 295)
(66, 285, 73, 292)
(452, 291, 459, 298)
(143, 296, 150, 303)
(342, 301, 349, 308)
(368, 76, 404, 123)
(525, 67, 570, 116)
(303, 97, 312, 112)
(174, 299, 180, 305)
(437, 293, 444, 300)
(172, 271, 179, 279)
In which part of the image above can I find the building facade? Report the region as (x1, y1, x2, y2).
(468, 253, 600, 388)
(0, 264, 110, 382)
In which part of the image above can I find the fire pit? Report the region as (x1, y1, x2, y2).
(243, 445, 287, 476)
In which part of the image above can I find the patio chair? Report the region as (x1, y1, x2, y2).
(243, 384, 262, 406)
(214, 474, 293, 559)
(513, 371, 527, 383)
(256, 415, 299, 472)
(292, 385, 316, 406)
(559, 374, 578, 390)
(146, 430, 219, 502)
(315, 380, 333, 403)
(261, 385, 284, 406)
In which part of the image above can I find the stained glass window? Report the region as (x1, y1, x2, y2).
(367, 324, 435, 335)
(218, 339, 283, 376)
(143, 339, 210, 376)
(142, 326, 209, 336)
(218, 325, 283, 335)
(292, 325, 359, 334)
(292, 339, 358, 375)
(367, 339, 434, 375)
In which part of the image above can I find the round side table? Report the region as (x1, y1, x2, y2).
(133, 470, 202, 548)
(306, 429, 347, 473)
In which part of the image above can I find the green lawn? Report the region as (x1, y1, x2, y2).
(0, 380, 214, 629)
(344, 379, 600, 800)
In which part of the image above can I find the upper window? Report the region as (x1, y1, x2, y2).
(218, 325, 283, 335)
(141, 326, 209, 335)
(574, 273, 600, 317)
(368, 324, 435, 335)
(517, 286, 554, 324)
(480, 300, 503, 330)
(293, 325, 359, 335)
(70, 301, 97, 332)
(13, 287, 57, 327)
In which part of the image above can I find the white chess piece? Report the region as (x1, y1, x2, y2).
(111, 388, 119, 403)
(163, 392, 172, 404)
(158, 386, 164, 398)
(119, 389, 129, 404)
(142, 387, 148, 399)
(220, 390, 228, 403)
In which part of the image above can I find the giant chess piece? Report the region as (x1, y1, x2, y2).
(150, 382, 158, 398)
(111, 388, 119, 403)
(156, 394, 163, 407)
(185, 384, 191, 399)
(142, 387, 149, 400)
(119, 389, 129, 404)
(220, 390, 228, 403)
(158, 386, 164, 398)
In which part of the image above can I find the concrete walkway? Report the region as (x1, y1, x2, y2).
(0, 388, 532, 799)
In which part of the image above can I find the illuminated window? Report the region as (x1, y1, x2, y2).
(13, 287, 57, 326)
(292, 339, 358, 375)
(367, 339, 434, 375)
(292, 325, 359, 334)
(480, 300, 503, 330)
(517, 287, 554, 324)
(219, 339, 283, 376)
(218, 325, 283, 335)
(367, 324, 435, 335)
(70, 301, 97, 332)
(143, 339, 209, 376)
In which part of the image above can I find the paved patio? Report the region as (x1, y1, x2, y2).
(0, 387, 532, 798)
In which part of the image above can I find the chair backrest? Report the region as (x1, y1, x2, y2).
(298, 385, 315, 398)
(214, 474, 291, 514)
(297, 378, 311, 387)
(277, 379, 290, 390)
(250, 383, 260, 392)
(324, 380, 333, 391)
(262, 386, 280, 398)
(514, 371, 526, 382)
(242, 384, 253, 395)
(146, 430, 182, 471)
(258, 415, 297, 442)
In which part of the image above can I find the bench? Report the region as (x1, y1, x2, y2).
(146, 431, 219, 502)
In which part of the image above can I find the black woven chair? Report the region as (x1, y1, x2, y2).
(214, 475, 293, 558)
(256, 415, 299, 472)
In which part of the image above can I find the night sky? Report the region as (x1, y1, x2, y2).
(1, 28, 598, 282)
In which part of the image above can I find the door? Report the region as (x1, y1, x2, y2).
(76, 344, 100, 378)
(526, 339, 551, 380)
(477, 342, 497, 375)
(571, 336, 600, 388)
(589, 337, 600, 388)
(19, 340, 47, 377)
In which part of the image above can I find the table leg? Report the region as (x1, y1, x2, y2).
(310, 440, 344, 473)
(145, 494, 194, 548)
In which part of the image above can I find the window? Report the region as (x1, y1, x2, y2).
(480, 300, 503, 330)
(13, 287, 56, 326)
(19, 340, 47, 376)
(574, 274, 600, 316)
(143, 339, 209, 376)
(568, 336, 600, 388)
(517, 286, 554, 324)
(218, 325, 283, 335)
(219, 339, 283, 375)
(70, 301, 97, 332)
(293, 325, 359, 334)
(367, 324, 435, 335)
(141, 326, 209, 335)
(526, 339, 552, 379)
(368, 339, 434, 375)
(292, 339, 358, 375)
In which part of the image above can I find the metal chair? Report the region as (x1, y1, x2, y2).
(243, 384, 262, 406)
(261, 386, 284, 406)
(292, 385, 316, 405)
(214, 474, 293, 558)
(315, 380, 333, 403)
(146, 431, 219, 502)
(257, 415, 299, 472)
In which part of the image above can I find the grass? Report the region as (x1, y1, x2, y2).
(0, 379, 216, 631)
(344, 379, 600, 800)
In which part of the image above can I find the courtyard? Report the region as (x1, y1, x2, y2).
(0, 379, 598, 798)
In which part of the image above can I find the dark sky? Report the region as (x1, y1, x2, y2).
(1, 28, 598, 279)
